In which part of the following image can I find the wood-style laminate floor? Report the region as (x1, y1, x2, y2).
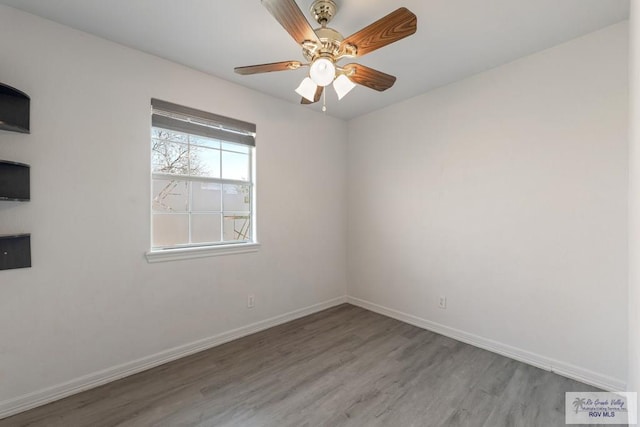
(1, 304, 602, 427)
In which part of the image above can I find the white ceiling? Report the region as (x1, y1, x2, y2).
(0, 0, 630, 120)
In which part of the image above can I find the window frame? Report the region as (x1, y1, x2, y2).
(145, 100, 259, 263)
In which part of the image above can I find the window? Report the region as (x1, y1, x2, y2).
(147, 99, 257, 261)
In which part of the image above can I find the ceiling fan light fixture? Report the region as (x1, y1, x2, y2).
(309, 57, 336, 87)
(333, 74, 356, 100)
(295, 77, 318, 102)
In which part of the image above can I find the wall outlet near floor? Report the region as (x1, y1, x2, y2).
(247, 294, 255, 309)
(438, 296, 447, 309)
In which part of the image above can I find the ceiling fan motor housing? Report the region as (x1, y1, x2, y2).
(305, 0, 354, 64)
(303, 27, 345, 62)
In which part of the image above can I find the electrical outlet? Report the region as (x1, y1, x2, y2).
(439, 296, 447, 309)
(247, 294, 255, 309)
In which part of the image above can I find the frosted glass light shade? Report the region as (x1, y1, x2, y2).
(333, 74, 356, 100)
(309, 58, 336, 87)
(295, 77, 318, 102)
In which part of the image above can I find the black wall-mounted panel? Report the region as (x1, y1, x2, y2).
(0, 83, 30, 134)
(0, 234, 31, 270)
(0, 160, 30, 201)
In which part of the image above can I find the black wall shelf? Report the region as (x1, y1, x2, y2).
(0, 83, 30, 134)
(0, 160, 30, 201)
(0, 83, 32, 271)
(0, 234, 31, 270)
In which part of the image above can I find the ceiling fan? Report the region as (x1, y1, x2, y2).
(234, 0, 417, 108)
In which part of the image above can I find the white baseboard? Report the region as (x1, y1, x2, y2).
(0, 296, 348, 420)
(347, 296, 626, 392)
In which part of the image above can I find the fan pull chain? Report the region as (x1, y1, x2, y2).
(322, 88, 327, 112)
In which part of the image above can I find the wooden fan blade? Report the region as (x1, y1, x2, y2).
(301, 86, 323, 104)
(343, 64, 396, 92)
(342, 7, 417, 57)
(262, 0, 320, 45)
(235, 61, 302, 75)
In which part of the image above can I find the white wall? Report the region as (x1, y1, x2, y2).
(0, 4, 347, 413)
(348, 22, 628, 389)
(629, 0, 640, 411)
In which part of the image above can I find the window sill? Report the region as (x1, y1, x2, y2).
(145, 242, 261, 263)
